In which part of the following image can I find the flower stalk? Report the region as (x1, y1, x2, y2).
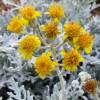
(52, 49, 65, 100)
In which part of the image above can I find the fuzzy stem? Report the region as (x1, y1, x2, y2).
(94, 91, 100, 100)
(57, 68, 65, 100)
(36, 23, 47, 46)
(52, 49, 65, 100)
(92, 85, 100, 100)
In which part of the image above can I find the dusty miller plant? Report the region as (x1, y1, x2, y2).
(0, 0, 100, 100)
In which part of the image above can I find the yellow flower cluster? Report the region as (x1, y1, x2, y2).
(6, 2, 94, 80)
(40, 3, 64, 40)
(7, 5, 42, 60)
(64, 22, 94, 54)
(62, 49, 84, 72)
(18, 35, 41, 60)
(60, 22, 94, 72)
(34, 52, 57, 79)
(7, 5, 41, 34)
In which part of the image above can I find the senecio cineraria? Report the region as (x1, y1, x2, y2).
(7, 3, 94, 78)
(0, 0, 100, 100)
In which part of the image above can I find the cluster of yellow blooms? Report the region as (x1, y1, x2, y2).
(7, 5, 41, 34)
(7, 5, 41, 59)
(41, 3, 65, 40)
(62, 22, 94, 72)
(7, 3, 94, 79)
(64, 22, 94, 54)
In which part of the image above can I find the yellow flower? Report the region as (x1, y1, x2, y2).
(76, 33, 94, 54)
(62, 49, 84, 72)
(64, 22, 81, 41)
(46, 3, 65, 22)
(19, 5, 41, 21)
(41, 22, 59, 39)
(7, 16, 28, 34)
(34, 52, 57, 79)
(18, 35, 41, 60)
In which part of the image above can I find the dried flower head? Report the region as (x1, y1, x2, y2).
(18, 35, 41, 60)
(83, 79, 97, 95)
(7, 16, 28, 34)
(19, 5, 41, 21)
(34, 52, 57, 79)
(41, 22, 59, 39)
(62, 49, 84, 72)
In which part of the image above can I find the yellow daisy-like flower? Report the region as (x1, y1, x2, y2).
(41, 22, 59, 39)
(18, 35, 41, 60)
(76, 33, 94, 54)
(19, 5, 41, 21)
(46, 3, 65, 22)
(62, 49, 84, 72)
(34, 52, 57, 79)
(64, 22, 82, 41)
(7, 16, 28, 34)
